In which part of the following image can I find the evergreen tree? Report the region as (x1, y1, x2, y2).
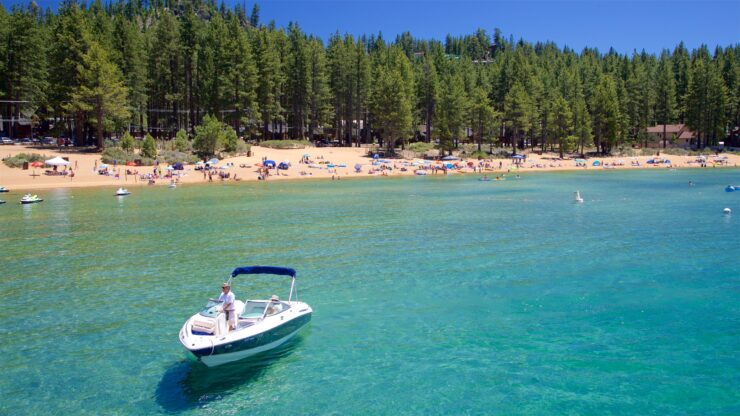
(306, 37, 332, 141)
(468, 84, 498, 152)
(591, 75, 621, 153)
(369, 47, 414, 153)
(69, 41, 130, 148)
(174, 128, 190, 152)
(141, 133, 157, 158)
(655, 52, 677, 147)
(3, 6, 48, 139)
(436, 70, 467, 154)
(504, 81, 533, 154)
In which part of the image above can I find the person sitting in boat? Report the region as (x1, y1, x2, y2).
(218, 282, 237, 332)
(266, 295, 282, 316)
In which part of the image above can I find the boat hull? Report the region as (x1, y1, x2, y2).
(20, 199, 43, 204)
(184, 312, 311, 367)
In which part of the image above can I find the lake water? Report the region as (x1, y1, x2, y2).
(1, 169, 739, 415)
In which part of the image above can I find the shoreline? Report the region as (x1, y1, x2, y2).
(1, 144, 738, 193)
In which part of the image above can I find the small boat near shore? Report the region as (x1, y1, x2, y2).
(0, 186, 9, 193)
(726, 185, 739, 192)
(179, 266, 312, 367)
(115, 188, 131, 196)
(20, 194, 43, 204)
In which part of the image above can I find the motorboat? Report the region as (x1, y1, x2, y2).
(0, 186, 8, 193)
(20, 194, 43, 204)
(179, 266, 312, 367)
(115, 188, 131, 196)
(0, 200, 5, 204)
(725, 185, 738, 192)
(574, 191, 584, 203)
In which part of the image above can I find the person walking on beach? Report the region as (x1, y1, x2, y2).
(218, 282, 237, 332)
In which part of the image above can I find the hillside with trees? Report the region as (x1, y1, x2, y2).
(1, 0, 738, 154)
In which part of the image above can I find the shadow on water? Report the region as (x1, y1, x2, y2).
(155, 335, 305, 413)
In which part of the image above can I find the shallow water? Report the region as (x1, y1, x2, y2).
(1, 169, 739, 415)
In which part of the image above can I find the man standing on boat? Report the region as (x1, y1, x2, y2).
(218, 282, 237, 332)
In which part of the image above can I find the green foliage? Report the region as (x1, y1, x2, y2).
(68, 41, 130, 148)
(141, 134, 157, 159)
(174, 129, 190, 152)
(406, 142, 435, 153)
(260, 140, 310, 149)
(1, 2, 737, 153)
(222, 126, 239, 153)
(158, 150, 199, 165)
(2, 153, 49, 168)
(101, 147, 134, 164)
(121, 132, 135, 152)
(192, 115, 224, 157)
(468, 150, 489, 160)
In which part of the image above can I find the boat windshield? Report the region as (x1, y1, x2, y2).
(199, 298, 223, 318)
(240, 301, 268, 319)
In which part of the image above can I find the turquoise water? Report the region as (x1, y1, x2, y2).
(1, 169, 739, 415)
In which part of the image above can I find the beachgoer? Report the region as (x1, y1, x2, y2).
(266, 295, 281, 315)
(218, 282, 237, 331)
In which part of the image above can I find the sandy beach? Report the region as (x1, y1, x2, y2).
(1, 144, 738, 192)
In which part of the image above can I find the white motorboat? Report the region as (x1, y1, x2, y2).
(20, 194, 43, 204)
(115, 188, 131, 196)
(0, 186, 9, 193)
(179, 266, 312, 367)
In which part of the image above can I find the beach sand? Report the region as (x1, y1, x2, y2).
(1, 144, 738, 192)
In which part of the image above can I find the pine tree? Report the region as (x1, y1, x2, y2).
(504, 81, 533, 154)
(69, 41, 130, 148)
(468, 84, 498, 152)
(416, 54, 439, 143)
(3, 6, 48, 139)
(591, 75, 621, 153)
(307, 37, 332, 141)
(655, 51, 677, 148)
(286, 22, 310, 140)
(369, 47, 414, 153)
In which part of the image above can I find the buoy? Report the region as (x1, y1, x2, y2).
(574, 191, 584, 203)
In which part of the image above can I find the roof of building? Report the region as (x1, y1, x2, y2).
(646, 124, 685, 134)
(678, 130, 695, 139)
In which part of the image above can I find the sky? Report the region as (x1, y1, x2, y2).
(4, 0, 739, 54)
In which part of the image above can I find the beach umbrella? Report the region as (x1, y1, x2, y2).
(592, 161, 600, 166)
(512, 155, 525, 159)
(575, 158, 585, 163)
(303, 153, 311, 157)
(207, 158, 219, 165)
(98, 164, 109, 169)
(195, 161, 204, 165)
(441, 155, 459, 161)
(373, 154, 379, 159)
(45, 156, 70, 166)
(165, 165, 174, 171)
(30, 161, 44, 167)
(278, 162, 290, 170)
(126, 161, 137, 166)
(264, 160, 276, 167)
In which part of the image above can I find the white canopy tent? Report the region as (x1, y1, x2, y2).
(45, 156, 70, 166)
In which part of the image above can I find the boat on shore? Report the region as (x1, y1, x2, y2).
(179, 266, 312, 367)
(20, 194, 43, 204)
(115, 188, 131, 196)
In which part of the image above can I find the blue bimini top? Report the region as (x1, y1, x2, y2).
(231, 266, 296, 278)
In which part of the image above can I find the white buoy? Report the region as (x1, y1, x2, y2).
(724, 208, 732, 215)
(574, 191, 584, 203)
